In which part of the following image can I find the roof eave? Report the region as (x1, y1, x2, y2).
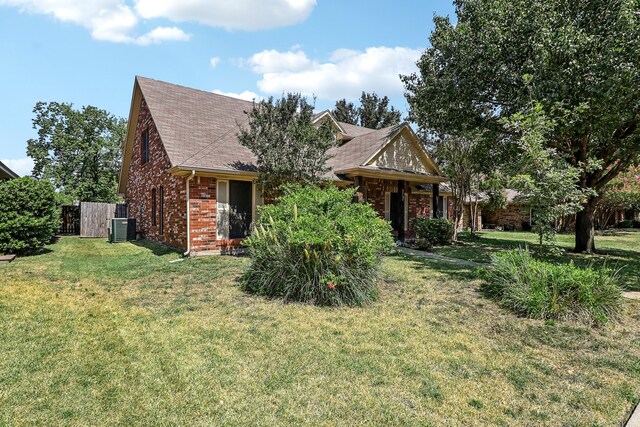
(336, 167, 449, 184)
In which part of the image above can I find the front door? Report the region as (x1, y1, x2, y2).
(389, 192, 402, 233)
(228, 180, 253, 239)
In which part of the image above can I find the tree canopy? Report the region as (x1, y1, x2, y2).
(27, 102, 127, 204)
(402, 0, 640, 252)
(333, 92, 402, 129)
(238, 93, 336, 196)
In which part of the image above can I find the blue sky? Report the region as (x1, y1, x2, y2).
(0, 0, 456, 176)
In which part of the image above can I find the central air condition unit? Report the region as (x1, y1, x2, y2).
(110, 218, 129, 243)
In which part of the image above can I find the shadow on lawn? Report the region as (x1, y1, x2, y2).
(437, 234, 640, 292)
(131, 239, 182, 257)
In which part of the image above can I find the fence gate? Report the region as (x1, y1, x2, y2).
(59, 205, 80, 235)
(115, 203, 129, 218)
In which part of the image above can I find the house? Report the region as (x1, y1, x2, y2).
(118, 76, 453, 255)
(0, 161, 19, 181)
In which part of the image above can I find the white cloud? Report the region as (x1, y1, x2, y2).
(135, 0, 316, 31)
(1, 158, 34, 177)
(134, 26, 190, 45)
(0, 0, 190, 44)
(247, 46, 422, 100)
(248, 49, 311, 73)
(209, 56, 221, 68)
(212, 89, 261, 102)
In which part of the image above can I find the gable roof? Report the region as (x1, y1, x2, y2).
(119, 77, 446, 192)
(0, 161, 19, 180)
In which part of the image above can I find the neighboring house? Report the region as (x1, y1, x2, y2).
(479, 190, 531, 231)
(0, 161, 19, 181)
(119, 76, 453, 255)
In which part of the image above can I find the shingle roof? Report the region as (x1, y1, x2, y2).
(0, 161, 19, 180)
(336, 121, 376, 137)
(135, 77, 434, 179)
(328, 124, 404, 172)
(137, 76, 257, 172)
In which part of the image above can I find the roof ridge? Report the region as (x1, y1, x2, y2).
(136, 75, 256, 106)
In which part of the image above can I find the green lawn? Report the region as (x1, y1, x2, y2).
(1, 237, 639, 426)
(434, 230, 640, 291)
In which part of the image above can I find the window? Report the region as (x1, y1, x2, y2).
(217, 180, 254, 240)
(432, 196, 448, 219)
(159, 186, 164, 235)
(141, 129, 149, 164)
(151, 188, 157, 226)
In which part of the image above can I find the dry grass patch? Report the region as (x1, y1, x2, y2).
(0, 238, 638, 426)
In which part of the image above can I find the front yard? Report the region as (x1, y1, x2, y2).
(1, 237, 639, 425)
(434, 230, 640, 291)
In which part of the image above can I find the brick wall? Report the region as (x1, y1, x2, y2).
(188, 177, 244, 253)
(125, 98, 187, 251)
(189, 177, 217, 252)
(484, 204, 531, 230)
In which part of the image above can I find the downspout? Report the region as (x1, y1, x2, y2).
(184, 170, 196, 256)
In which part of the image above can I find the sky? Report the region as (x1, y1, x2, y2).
(0, 0, 456, 176)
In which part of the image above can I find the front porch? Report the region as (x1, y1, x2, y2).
(354, 176, 453, 241)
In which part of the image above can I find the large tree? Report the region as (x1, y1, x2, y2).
(333, 92, 402, 129)
(402, 0, 640, 253)
(238, 93, 336, 197)
(27, 102, 127, 204)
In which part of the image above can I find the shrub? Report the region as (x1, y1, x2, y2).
(0, 177, 59, 254)
(411, 217, 454, 245)
(413, 238, 433, 251)
(482, 248, 623, 325)
(241, 185, 394, 306)
(618, 220, 634, 228)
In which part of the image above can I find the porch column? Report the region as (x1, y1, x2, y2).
(398, 180, 405, 241)
(432, 183, 440, 218)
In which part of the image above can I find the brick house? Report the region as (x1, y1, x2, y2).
(118, 76, 453, 255)
(0, 161, 19, 181)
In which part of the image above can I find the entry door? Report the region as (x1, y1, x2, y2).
(389, 192, 402, 232)
(228, 180, 253, 239)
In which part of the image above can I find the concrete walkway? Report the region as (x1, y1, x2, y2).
(626, 403, 640, 427)
(396, 247, 640, 301)
(624, 292, 640, 301)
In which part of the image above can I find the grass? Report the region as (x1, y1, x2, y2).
(0, 237, 639, 425)
(434, 230, 640, 291)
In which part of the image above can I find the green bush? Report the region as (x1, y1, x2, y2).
(411, 217, 454, 245)
(617, 219, 640, 229)
(413, 238, 433, 251)
(482, 248, 623, 325)
(617, 220, 634, 228)
(241, 184, 394, 306)
(0, 177, 59, 254)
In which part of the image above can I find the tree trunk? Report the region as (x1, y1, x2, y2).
(575, 201, 597, 253)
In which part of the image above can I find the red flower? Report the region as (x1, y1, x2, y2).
(327, 281, 336, 289)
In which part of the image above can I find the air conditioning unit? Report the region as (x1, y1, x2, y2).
(110, 218, 129, 243)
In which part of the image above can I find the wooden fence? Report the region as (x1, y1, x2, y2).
(79, 202, 128, 238)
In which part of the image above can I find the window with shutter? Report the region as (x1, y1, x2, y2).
(141, 130, 149, 164)
(159, 186, 164, 235)
(217, 180, 229, 240)
(151, 188, 156, 226)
